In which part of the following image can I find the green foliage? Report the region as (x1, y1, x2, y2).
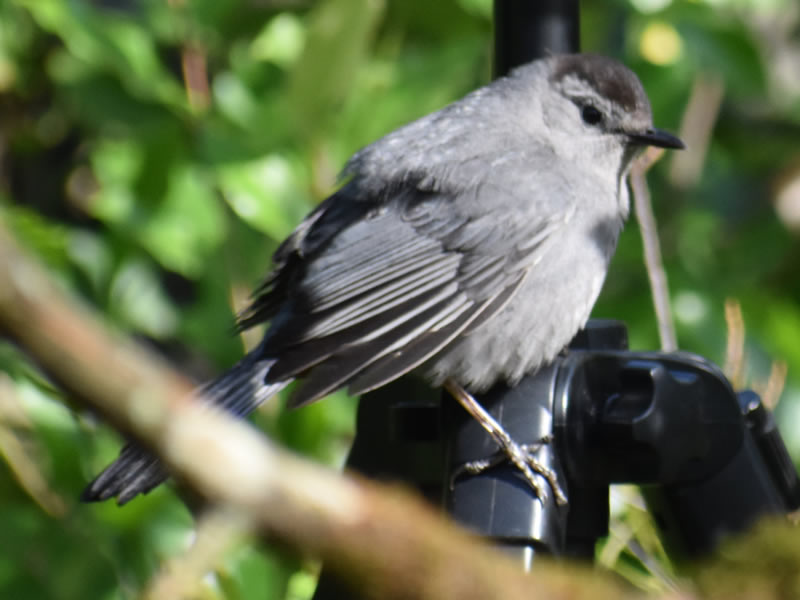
(1, 0, 800, 597)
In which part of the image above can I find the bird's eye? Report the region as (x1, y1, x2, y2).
(581, 105, 603, 126)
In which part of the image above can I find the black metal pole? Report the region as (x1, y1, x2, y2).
(441, 1, 585, 569)
(493, 0, 580, 76)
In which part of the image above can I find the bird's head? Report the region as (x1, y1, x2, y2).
(525, 53, 684, 171)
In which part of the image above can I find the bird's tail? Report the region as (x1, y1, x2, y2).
(81, 354, 288, 505)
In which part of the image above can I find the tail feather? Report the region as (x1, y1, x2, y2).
(81, 355, 289, 504)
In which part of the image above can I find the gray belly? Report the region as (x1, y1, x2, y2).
(424, 217, 620, 391)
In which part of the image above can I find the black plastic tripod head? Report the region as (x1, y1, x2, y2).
(445, 320, 800, 563)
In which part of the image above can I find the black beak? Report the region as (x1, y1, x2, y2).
(627, 127, 685, 149)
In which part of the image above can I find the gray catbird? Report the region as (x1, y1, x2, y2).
(83, 53, 683, 504)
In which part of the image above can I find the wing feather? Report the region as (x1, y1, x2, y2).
(244, 185, 564, 404)
(265, 279, 460, 382)
(346, 273, 528, 396)
(288, 290, 472, 407)
(307, 253, 461, 332)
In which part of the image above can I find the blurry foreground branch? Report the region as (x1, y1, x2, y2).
(0, 224, 655, 600)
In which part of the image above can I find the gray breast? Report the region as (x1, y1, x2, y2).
(424, 209, 624, 392)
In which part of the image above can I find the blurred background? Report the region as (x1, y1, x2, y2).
(0, 0, 799, 598)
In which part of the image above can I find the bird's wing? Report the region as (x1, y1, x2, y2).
(245, 184, 567, 408)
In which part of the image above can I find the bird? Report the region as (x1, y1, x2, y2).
(82, 53, 684, 505)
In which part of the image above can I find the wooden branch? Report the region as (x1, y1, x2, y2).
(0, 222, 670, 600)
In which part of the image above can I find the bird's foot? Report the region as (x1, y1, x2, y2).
(453, 438, 552, 478)
(444, 379, 568, 506)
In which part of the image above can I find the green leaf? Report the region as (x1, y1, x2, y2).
(218, 155, 311, 241)
(108, 258, 178, 338)
(287, 0, 386, 135)
(250, 13, 307, 69)
(137, 165, 227, 277)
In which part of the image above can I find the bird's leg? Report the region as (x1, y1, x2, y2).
(444, 378, 568, 506)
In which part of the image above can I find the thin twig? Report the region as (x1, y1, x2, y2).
(167, 0, 211, 112)
(724, 298, 746, 389)
(630, 148, 677, 352)
(669, 73, 724, 190)
(724, 298, 787, 408)
(142, 507, 251, 600)
(181, 44, 211, 112)
(758, 360, 788, 411)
